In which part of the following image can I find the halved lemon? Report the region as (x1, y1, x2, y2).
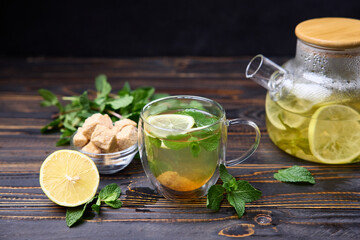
(308, 105, 360, 164)
(146, 114, 195, 138)
(265, 93, 305, 130)
(39, 150, 100, 207)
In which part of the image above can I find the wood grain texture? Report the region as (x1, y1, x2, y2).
(295, 17, 360, 49)
(0, 57, 359, 240)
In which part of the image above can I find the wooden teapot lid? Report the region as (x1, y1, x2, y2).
(295, 17, 360, 49)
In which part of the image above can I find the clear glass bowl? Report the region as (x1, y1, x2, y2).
(70, 133, 138, 174)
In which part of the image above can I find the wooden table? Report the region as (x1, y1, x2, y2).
(1, 57, 359, 239)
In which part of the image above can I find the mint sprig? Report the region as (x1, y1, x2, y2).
(91, 183, 122, 213)
(274, 165, 315, 184)
(39, 75, 168, 146)
(66, 183, 122, 227)
(206, 164, 261, 218)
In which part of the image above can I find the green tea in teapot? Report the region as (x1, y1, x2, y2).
(266, 92, 360, 164)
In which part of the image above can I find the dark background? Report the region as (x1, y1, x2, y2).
(1, 0, 360, 57)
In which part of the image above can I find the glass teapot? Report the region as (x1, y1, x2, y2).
(245, 17, 360, 164)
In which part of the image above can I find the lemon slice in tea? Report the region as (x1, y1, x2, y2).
(277, 94, 314, 114)
(146, 114, 195, 138)
(308, 104, 360, 164)
(39, 150, 100, 207)
(265, 93, 305, 130)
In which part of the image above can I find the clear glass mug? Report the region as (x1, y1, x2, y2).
(138, 95, 261, 201)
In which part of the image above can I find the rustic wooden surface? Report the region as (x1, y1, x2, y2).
(0, 57, 359, 239)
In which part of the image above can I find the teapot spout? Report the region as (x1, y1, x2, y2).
(246, 54, 291, 101)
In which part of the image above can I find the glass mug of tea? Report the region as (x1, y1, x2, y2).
(138, 95, 260, 201)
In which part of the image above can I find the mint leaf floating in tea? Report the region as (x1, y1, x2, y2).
(274, 165, 315, 184)
(207, 164, 261, 218)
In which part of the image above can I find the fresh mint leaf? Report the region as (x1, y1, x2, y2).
(38, 89, 63, 111)
(99, 183, 121, 201)
(63, 119, 77, 132)
(66, 205, 87, 227)
(40, 118, 61, 133)
(130, 87, 155, 111)
(38, 89, 58, 106)
(66, 198, 94, 227)
(107, 95, 133, 110)
(226, 193, 245, 218)
(95, 74, 111, 98)
(206, 185, 225, 211)
(274, 165, 315, 184)
(122, 82, 131, 94)
(94, 96, 107, 112)
(105, 199, 122, 208)
(231, 180, 262, 203)
(91, 196, 101, 214)
(56, 138, 71, 146)
(92, 183, 122, 214)
(222, 178, 237, 192)
(219, 164, 234, 183)
(79, 91, 90, 110)
(91, 202, 100, 214)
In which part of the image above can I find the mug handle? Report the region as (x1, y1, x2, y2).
(225, 119, 261, 166)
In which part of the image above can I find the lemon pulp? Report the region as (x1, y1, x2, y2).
(146, 114, 195, 138)
(39, 150, 99, 207)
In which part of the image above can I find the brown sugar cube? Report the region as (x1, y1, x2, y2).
(114, 119, 137, 132)
(102, 114, 113, 129)
(73, 127, 89, 148)
(81, 113, 103, 138)
(82, 141, 101, 154)
(82, 113, 113, 138)
(116, 125, 138, 151)
(91, 124, 118, 153)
